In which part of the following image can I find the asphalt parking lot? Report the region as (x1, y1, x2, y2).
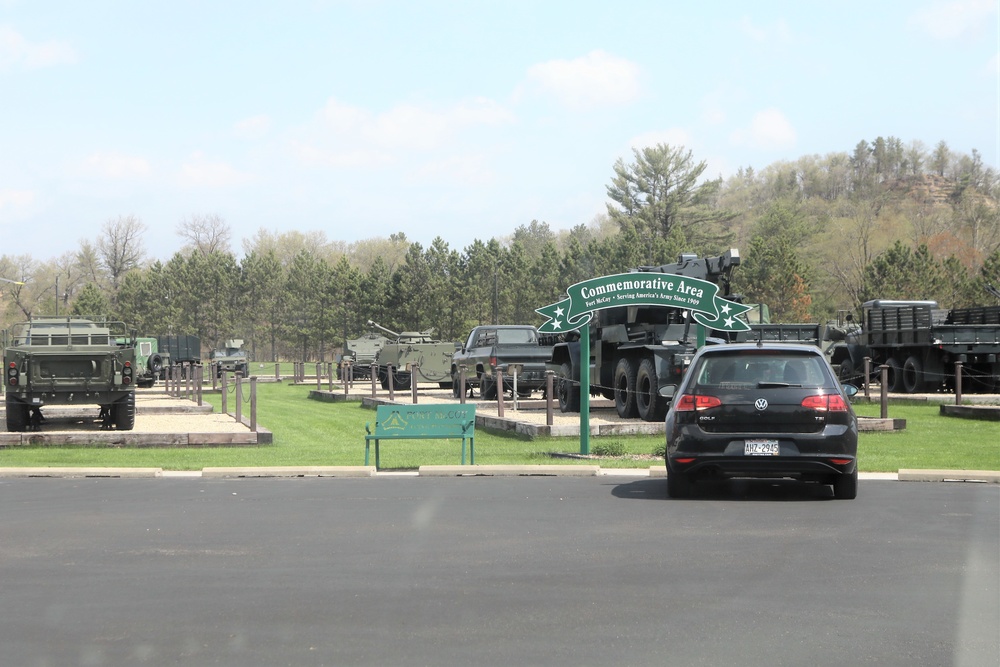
(1, 475, 996, 667)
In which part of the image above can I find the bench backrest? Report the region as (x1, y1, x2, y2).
(371, 404, 476, 439)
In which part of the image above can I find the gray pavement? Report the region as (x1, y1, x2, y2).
(0, 476, 996, 667)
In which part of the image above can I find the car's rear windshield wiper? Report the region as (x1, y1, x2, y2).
(757, 381, 799, 388)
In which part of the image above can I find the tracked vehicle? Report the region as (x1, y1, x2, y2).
(367, 320, 457, 390)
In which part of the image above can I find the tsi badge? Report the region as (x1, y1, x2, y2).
(754, 398, 768, 411)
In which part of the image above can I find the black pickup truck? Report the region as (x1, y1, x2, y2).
(451, 325, 554, 399)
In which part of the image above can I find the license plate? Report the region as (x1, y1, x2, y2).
(745, 439, 779, 456)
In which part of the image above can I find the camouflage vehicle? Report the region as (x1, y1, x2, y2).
(367, 320, 457, 390)
(338, 332, 389, 380)
(210, 339, 249, 378)
(130, 337, 165, 388)
(3, 317, 136, 431)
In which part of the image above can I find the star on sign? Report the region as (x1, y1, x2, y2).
(554, 306, 564, 317)
(724, 317, 735, 327)
(720, 303, 731, 314)
(551, 320, 562, 330)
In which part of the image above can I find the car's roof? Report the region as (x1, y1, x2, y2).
(696, 342, 825, 355)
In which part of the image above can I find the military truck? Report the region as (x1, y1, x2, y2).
(131, 337, 165, 388)
(338, 332, 389, 380)
(451, 325, 554, 399)
(367, 320, 457, 390)
(123, 334, 202, 387)
(210, 339, 249, 378)
(547, 250, 741, 422)
(2, 317, 136, 431)
(828, 300, 1000, 393)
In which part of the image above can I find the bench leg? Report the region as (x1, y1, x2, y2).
(365, 441, 370, 466)
(375, 440, 380, 471)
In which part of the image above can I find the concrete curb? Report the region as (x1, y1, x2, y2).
(0, 467, 163, 478)
(898, 469, 1000, 483)
(201, 466, 375, 478)
(0, 467, 992, 481)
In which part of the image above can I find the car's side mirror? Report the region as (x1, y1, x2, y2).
(841, 384, 859, 397)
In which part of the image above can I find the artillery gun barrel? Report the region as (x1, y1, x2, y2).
(366, 320, 399, 338)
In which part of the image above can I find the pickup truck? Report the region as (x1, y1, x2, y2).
(451, 325, 554, 399)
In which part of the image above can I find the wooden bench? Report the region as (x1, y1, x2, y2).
(364, 404, 476, 470)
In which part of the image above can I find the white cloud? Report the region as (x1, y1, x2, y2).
(176, 152, 253, 188)
(0, 25, 77, 70)
(0, 188, 36, 214)
(233, 114, 272, 139)
(730, 108, 797, 151)
(525, 50, 641, 109)
(292, 96, 513, 168)
(908, 0, 997, 40)
(737, 17, 793, 44)
(83, 152, 151, 180)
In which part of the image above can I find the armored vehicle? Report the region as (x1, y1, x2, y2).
(131, 337, 165, 388)
(338, 332, 389, 380)
(3, 317, 136, 431)
(210, 339, 249, 378)
(367, 320, 457, 390)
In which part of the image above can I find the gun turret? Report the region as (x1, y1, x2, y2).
(634, 248, 740, 297)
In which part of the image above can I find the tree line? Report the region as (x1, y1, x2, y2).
(2, 137, 997, 362)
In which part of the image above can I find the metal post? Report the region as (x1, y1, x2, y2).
(580, 325, 590, 455)
(510, 364, 521, 411)
(328, 363, 333, 392)
(955, 361, 963, 404)
(196, 365, 203, 407)
(459, 366, 467, 404)
(275, 362, 280, 381)
(496, 367, 505, 418)
(410, 363, 418, 404)
(343, 368, 349, 398)
(316, 363, 321, 390)
(370, 368, 377, 398)
(235, 375, 243, 425)
(545, 370, 554, 427)
(250, 376, 257, 432)
(388, 364, 395, 401)
(863, 357, 871, 400)
(221, 371, 229, 416)
(879, 365, 888, 419)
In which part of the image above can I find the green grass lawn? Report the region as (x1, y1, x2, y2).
(0, 383, 997, 472)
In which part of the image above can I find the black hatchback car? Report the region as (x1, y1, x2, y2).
(664, 342, 859, 499)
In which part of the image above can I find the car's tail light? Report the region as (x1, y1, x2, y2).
(801, 394, 849, 412)
(674, 394, 722, 411)
(122, 360, 133, 384)
(829, 458, 853, 465)
(7, 361, 19, 387)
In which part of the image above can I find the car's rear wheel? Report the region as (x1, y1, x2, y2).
(666, 465, 693, 499)
(480, 374, 497, 400)
(832, 468, 858, 500)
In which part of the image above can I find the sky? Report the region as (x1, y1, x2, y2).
(1, 0, 998, 263)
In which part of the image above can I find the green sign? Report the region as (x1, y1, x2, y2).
(535, 272, 752, 334)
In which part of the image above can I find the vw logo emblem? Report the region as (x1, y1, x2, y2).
(754, 398, 768, 411)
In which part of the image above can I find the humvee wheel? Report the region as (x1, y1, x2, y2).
(114, 392, 136, 430)
(5, 401, 28, 432)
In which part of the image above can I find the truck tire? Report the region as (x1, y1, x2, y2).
(885, 358, 903, 393)
(557, 362, 580, 413)
(148, 353, 163, 376)
(114, 392, 136, 431)
(635, 357, 668, 422)
(902, 356, 925, 394)
(480, 374, 497, 400)
(838, 358, 860, 386)
(614, 358, 638, 419)
(5, 400, 28, 432)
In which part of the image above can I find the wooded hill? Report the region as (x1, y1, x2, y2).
(2, 137, 997, 362)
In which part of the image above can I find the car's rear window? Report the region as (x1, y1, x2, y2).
(693, 352, 830, 388)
